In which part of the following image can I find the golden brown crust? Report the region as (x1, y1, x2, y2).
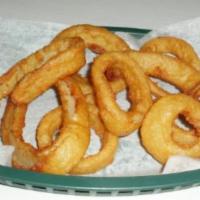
(91, 52, 152, 136)
(11, 37, 86, 104)
(52, 24, 130, 53)
(36, 106, 118, 175)
(141, 94, 200, 164)
(127, 51, 200, 93)
(140, 36, 200, 71)
(4, 79, 90, 174)
(0, 37, 83, 100)
(36, 75, 118, 174)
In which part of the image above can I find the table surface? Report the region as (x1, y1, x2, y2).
(0, 0, 200, 199)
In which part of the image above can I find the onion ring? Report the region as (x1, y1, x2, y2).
(140, 36, 200, 71)
(141, 94, 200, 164)
(105, 51, 200, 99)
(11, 37, 85, 104)
(107, 51, 200, 97)
(2, 78, 90, 174)
(127, 51, 200, 95)
(36, 106, 118, 175)
(36, 74, 105, 145)
(0, 37, 83, 101)
(52, 24, 130, 53)
(91, 52, 152, 136)
(36, 75, 118, 174)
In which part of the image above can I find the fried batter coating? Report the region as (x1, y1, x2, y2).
(140, 36, 200, 71)
(141, 94, 200, 164)
(91, 52, 152, 136)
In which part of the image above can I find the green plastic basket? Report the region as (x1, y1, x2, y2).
(0, 26, 199, 196)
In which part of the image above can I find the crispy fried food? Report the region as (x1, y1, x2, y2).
(140, 36, 200, 71)
(141, 94, 200, 164)
(127, 51, 200, 95)
(106, 68, 169, 98)
(0, 37, 84, 101)
(11, 37, 85, 104)
(35, 79, 90, 174)
(2, 23, 200, 174)
(52, 24, 130, 53)
(51, 24, 131, 94)
(91, 52, 152, 136)
(140, 36, 200, 97)
(36, 75, 118, 174)
(36, 75, 105, 147)
(36, 106, 118, 174)
(71, 74, 127, 136)
(3, 79, 90, 174)
(104, 35, 200, 99)
(10, 24, 130, 105)
(105, 51, 200, 98)
(1, 100, 27, 145)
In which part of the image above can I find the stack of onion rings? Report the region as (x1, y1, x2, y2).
(0, 24, 200, 175)
(0, 24, 127, 174)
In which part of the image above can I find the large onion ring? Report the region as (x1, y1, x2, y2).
(141, 94, 200, 164)
(91, 52, 152, 136)
(0, 37, 84, 101)
(11, 38, 85, 104)
(2, 79, 90, 174)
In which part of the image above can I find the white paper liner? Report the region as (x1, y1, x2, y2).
(0, 17, 200, 176)
(162, 155, 200, 174)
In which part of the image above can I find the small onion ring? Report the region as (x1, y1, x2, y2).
(36, 107, 118, 175)
(141, 94, 200, 164)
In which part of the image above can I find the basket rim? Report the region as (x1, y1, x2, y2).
(0, 165, 200, 191)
